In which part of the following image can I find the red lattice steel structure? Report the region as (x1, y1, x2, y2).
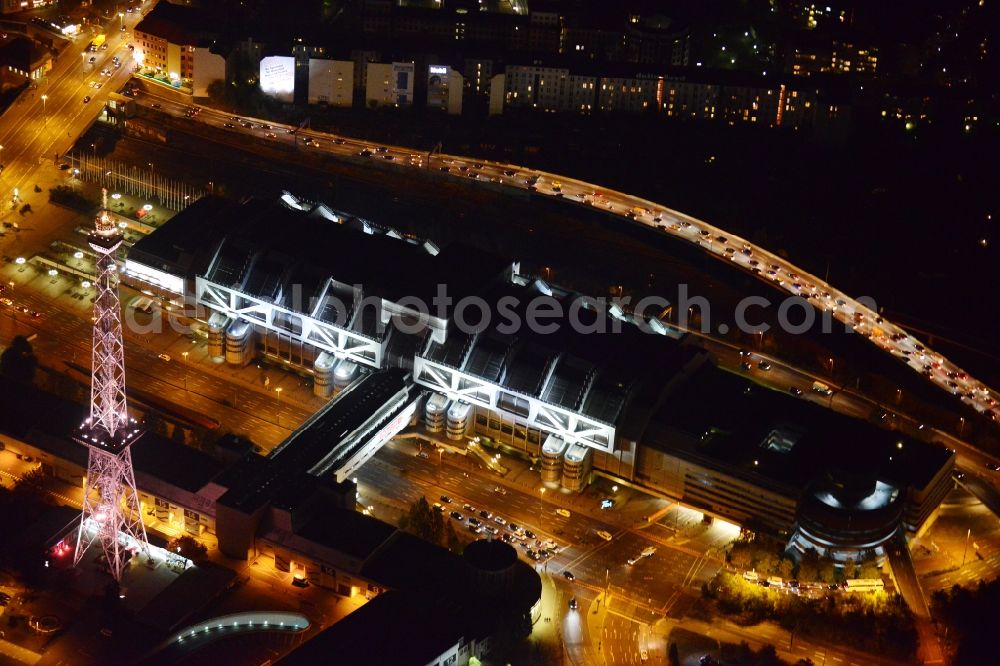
(73, 189, 148, 581)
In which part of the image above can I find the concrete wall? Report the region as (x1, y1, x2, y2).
(307, 59, 354, 106)
(193, 47, 226, 97)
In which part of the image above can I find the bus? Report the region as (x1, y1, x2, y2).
(89, 33, 106, 51)
(841, 578, 884, 593)
(812, 381, 834, 396)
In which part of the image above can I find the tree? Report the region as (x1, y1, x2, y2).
(668, 641, 680, 666)
(817, 555, 836, 584)
(0, 335, 38, 384)
(778, 557, 795, 579)
(858, 551, 880, 579)
(444, 520, 461, 553)
(842, 557, 858, 580)
(730, 542, 752, 570)
(755, 550, 778, 576)
(166, 535, 208, 562)
(755, 644, 782, 666)
(798, 548, 820, 582)
(403, 496, 446, 547)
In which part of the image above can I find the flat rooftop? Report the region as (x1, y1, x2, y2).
(128, 193, 510, 306)
(643, 364, 953, 496)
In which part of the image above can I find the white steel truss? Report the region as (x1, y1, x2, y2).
(89, 244, 129, 435)
(412, 356, 616, 453)
(75, 446, 147, 579)
(74, 191, 149, 582)
(195, 277, 384, 368)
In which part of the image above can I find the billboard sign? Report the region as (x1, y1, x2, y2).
(260, 56, 295, 103)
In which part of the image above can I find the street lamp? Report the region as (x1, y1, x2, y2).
(274, 387, 283, 426)
(41, 94, 47, 112)
(539, 487, 545, 521)
(119, 11, 125, 29)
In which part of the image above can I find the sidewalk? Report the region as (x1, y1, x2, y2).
(585, 593, 609, 666)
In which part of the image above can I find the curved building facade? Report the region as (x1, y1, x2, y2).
(791, 471, 904, 562)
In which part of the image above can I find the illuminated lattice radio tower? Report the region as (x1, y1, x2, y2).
(73, 189, 148, 581)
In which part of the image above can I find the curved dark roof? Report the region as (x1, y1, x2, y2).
(464, 539, 518, 572)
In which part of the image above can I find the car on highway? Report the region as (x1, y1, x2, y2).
(479, 509, 492, 519)
(555, 508, 571, 518)
(463, 503, 475, 512)
(224, 122, 235, 128)
(568, 597, 578, 610)
(383, 154, 395, 161)
(469, 524, 482, 534)
(359, 149, 372, 157)
(494, 516, 506, 526)
(157, 353, 170, 361)
(265, 132, 276, 138)
(524, 530, 536, 540)
(468, 517, 481, 527)
(563, 571, 575, 581)
(82, 95, 91, 103)
(450, 511, 463, 521)
(439, 166, 451, 172)
(375, 146, 389, 154)
(986, 462, 1000, 472)
(333, 138, 345, 144)
(788, 387, 803, 396)
(151, 103, 161, 109)
(440, 495, 451, 503)
(596, 530, 613, 541)
(432, 503, 444, 512)
(757, 360, 772, 371)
